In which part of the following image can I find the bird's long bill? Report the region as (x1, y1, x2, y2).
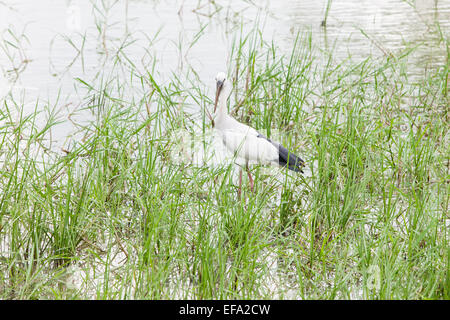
(214, 81, 223, 113)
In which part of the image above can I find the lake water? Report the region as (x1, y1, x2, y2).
(0, 0, 449, 150)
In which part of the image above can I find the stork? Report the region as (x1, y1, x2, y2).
(211, 72, 304, 197)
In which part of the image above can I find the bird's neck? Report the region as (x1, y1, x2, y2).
(215, 90, 229, 120)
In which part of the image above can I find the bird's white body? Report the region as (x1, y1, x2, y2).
(218, 127, 279, 165)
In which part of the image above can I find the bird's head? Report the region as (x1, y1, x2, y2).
(214, 72, 228, 113)
(215, 72, 227, 86)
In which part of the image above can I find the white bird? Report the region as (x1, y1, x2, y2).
(211, 72, 304, 197)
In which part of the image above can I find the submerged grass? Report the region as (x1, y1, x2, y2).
(0, 1, 448, 300)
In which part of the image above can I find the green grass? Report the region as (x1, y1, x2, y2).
(0, 1, 448, 300)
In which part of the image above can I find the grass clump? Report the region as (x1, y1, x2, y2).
(0, 1, 448, 300)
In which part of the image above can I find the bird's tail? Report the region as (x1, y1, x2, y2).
(256, 133, 305, 173)
(277, 144, 305, 173)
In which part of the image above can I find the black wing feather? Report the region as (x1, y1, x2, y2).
(257, 133, 304, 173)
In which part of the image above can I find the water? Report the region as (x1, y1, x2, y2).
(0, 0, 449, 149)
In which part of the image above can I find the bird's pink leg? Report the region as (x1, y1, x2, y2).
(238, 168, 243, 199)
(246, 165, 254, 193)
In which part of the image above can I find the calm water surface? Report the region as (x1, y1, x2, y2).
(0, 0, 448, 148)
